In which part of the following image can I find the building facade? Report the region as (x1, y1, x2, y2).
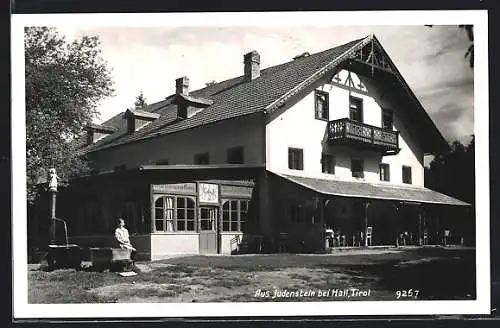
(28, 34, 472, 261)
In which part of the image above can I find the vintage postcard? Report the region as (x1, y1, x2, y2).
(11, 10, 490, 319)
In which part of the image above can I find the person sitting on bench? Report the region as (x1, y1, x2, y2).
(114, 218, 136, 260)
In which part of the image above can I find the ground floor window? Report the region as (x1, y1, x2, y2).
(222, 199, 250, 232)
(154, 196, 196, 232)
(177, 197, 196, 231)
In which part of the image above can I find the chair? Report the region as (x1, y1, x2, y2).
(365, 227, 373, 247)
(325, 229, 334, 249)
(423, 230, 429, 245)
(358, 231, 365, 247)
(278, 233, 288, 253)
(340, 234, 346, 247)
(443, 229, 451, 246)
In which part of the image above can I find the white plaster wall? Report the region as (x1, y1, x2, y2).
(266, 69, 425, 186)
(150, 233, 199, 260)
(220, 232, 243, 254)
(362, 75, 425, 186)
(89, 114, 264, 171)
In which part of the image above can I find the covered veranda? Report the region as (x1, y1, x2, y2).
(267, 172, 472, 253)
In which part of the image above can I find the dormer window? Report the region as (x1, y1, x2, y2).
(84, 124, 116, 145)
(123, 109, 159, 133)
(315, 90, 329, 121)
(174, 76, 214, 120)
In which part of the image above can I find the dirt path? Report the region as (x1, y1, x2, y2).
(87, 265, 393, 303)
(28, 248, 476, 303)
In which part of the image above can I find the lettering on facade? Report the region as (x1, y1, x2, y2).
(220, 185, 253, 198)
(152, 183, 196, 194)
(199, 183, 219, 204)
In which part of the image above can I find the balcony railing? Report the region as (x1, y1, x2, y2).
(327, 118, 399, 152)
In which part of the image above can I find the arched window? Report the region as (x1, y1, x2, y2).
(154, 196, 195, 232)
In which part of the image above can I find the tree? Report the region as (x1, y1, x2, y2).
(132, 90, 148, 110)
(425, 136, 475, 205)
(25, 27, 114, 203)
(459, 25, 474, 69)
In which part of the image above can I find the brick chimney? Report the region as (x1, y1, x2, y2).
(176, 76, 189, 95)
(244, 51, 260, 82)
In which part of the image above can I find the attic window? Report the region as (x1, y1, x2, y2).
(85, 124, 116, 145)
(176, 94, 214, 120)
(123, 109, 159, 133)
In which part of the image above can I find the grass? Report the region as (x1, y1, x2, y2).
(28, 247, 476, 303)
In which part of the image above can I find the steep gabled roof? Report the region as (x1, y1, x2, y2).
(79, 34, 448, 155)
(79, 37, 365, 154)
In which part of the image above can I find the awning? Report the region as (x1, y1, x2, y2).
(273, 172, 470, 206)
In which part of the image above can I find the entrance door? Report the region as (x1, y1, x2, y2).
(199, 207, 218, 254)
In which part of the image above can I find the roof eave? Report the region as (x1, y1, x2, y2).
(370, 35, 451, 155)
(271, 171, 471, 207)
(265, 36, 371, 113)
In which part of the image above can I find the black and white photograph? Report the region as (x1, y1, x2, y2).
(11, 10, 490, 318)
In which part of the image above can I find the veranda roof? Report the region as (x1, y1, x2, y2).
(274, 172, 470, 206)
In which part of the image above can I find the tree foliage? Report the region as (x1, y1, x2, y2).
(132, 90, 148, 110)
(425, 136, 475, 206)
(459, 25, 474, 69)
(25, 27, 114, 203)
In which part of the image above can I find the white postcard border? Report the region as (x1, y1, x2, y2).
(11, 10, 490, 318)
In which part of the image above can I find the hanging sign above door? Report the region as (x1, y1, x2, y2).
(199, 183, 219, 204)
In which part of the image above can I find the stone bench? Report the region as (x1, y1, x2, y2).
(89, 247, 133, 272)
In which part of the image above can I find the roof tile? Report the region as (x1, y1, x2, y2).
(83, 37, 365, 153)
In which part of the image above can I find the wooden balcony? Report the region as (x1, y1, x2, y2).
(327, 118, 399, 154)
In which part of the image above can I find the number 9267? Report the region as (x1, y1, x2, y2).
(395, 289, 419, 299)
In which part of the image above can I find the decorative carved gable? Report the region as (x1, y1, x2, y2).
(329, 70, 369, 96)
(348, 36, 395, 75)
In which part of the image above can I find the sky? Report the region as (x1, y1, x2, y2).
(57, 24, 474, 145)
